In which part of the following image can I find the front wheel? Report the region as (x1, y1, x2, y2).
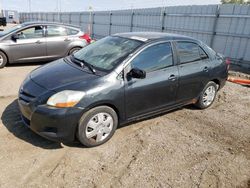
(0, 51, 7, 68)
(78, 106, 118, 147)
(195, 81, 218, 109)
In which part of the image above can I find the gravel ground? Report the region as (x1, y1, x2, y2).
(0, 65, 249, 188)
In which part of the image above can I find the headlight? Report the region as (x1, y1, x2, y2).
(47, 90, 85, 108)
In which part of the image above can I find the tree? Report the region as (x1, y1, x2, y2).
(221, 0, 250, 4)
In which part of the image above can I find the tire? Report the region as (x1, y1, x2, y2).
(78, 106, 118, 147)
(0, 51, 7, 68)
(195, 81, 218, 109)
(69, 47, 82, 55)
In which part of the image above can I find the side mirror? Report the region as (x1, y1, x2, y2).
(11, 33, 19, 41)
(128, 68, 146, 79)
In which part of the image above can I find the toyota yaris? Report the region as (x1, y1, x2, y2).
(18, 32, 229, 147)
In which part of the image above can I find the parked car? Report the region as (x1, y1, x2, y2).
(18, 32, 229, 147)
(0, 21, 91, 68)
(0, 17, 7, 26)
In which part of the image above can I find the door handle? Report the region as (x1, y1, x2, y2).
(168, 74, 176, 81)
(35, 40, 42, 44)
(203, 66, 209, 72)
(64, 38, 71, 42)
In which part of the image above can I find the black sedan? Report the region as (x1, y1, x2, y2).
(18, 32, 229, 147)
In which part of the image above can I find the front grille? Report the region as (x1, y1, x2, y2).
(19, 90, 36, 103)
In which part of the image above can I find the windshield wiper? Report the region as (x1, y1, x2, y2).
(71, 54, 96, 74)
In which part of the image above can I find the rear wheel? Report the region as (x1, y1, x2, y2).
(195, 81, 217, 109)
(69, 47, 82, 55)
(78, 106, 118, 147)
(0, 51, 7, 68)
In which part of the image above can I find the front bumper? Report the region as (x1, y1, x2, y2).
(19, 100, 84, 143)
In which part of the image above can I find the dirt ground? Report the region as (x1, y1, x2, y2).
(0, 64, 250, 188)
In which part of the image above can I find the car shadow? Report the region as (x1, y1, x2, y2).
(242, 85, 250, 88)
(1, 99, 63, 149)
(184, 104, 201, 110)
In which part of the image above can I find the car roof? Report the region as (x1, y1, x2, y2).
(114, 32, 199, 43)
(22, 21, 81, 30)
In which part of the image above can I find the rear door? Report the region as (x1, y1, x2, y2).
(175, 41, 211, 103)
(10, 25, 46, 63)
(45, 25, 72, 59)
(125, 42, 179, 119)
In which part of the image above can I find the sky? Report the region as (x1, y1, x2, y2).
(0, 0, 221, 12)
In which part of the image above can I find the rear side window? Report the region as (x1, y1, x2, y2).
(131, 42, 173, 72)
(67, 28, 79, 35)
(176, 42, 208, 64)
(46, 26, 67, 37)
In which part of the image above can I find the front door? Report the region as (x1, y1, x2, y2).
(125, 42, 178, 119)
(10, 25, 46, 63)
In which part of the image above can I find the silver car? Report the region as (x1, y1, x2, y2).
(0, 22, 91, 68)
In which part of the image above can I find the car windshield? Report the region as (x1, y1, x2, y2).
(1, 24, 23, 35)
(73, 36, 143, 71)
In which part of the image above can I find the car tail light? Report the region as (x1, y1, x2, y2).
(80, 34, 91, 44)
(225, 58, 231, 70)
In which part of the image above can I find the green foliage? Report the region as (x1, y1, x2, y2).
(221, 0, 250, 3)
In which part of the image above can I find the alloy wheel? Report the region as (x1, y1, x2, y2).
(202, 85, 216, 107)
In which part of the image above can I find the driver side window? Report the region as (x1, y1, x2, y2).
(17, 26, 44, 39)
(131, 42, 173, 72)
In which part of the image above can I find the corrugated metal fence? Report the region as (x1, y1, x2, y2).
(19, 4, 250, 66)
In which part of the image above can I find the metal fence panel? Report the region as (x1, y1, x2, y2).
(92, 11, 111, 38)
(214, 4, 250, 62)
(132, 8, 162, 32)
(47, 13, 54, 22)
(79, 12, 91, 31)
(111, 10, 132, 34)
(42, 13, 47, 21)
(112, 10, 132, 26)
(61, 13, 70, 24)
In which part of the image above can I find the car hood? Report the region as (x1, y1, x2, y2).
(30, 58, 99, 91)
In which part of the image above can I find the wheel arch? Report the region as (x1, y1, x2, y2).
(211, 79, 221, 90)
(68, 46, 83, 55)
(87, 102, 121, 121)
(0, 49, 9, 64)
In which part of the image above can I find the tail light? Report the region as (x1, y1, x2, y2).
(225, 58, 231, 70)
(79, 34, 91, 44)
